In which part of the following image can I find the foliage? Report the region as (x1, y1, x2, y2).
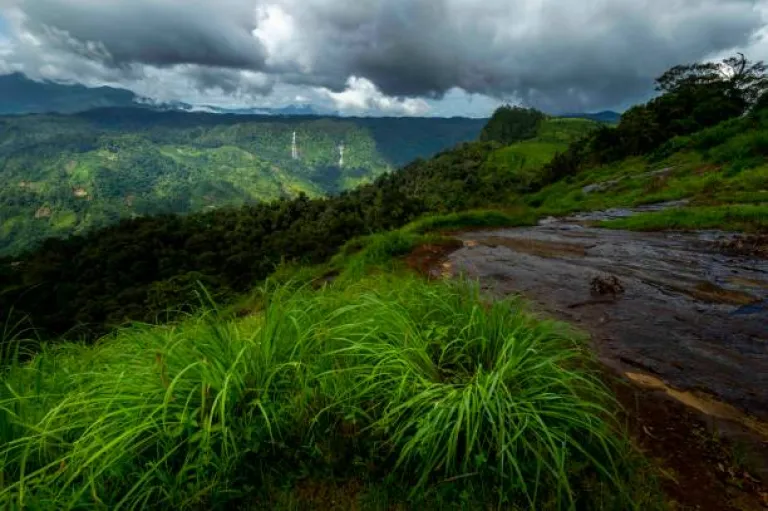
(479, 105, 547, 145)
(537, 54, 768, 187)
(483, 118, 599, 191)
(405, 209, 537, 234)
(526, 105, 768, 219)
(0, 276, 650, 509)
(0, 109, 485, 256)
(0, 113, 597, 342)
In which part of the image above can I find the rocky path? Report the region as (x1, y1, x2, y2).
(440, 210, 768, 424)
(432, 209, 768, 507)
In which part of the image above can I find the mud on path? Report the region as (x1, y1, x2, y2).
(416, 207, 768, 508)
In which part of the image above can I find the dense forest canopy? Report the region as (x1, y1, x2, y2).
(0, 109, 485, 256)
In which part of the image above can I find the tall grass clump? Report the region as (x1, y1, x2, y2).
(320, 277, 636, 509)
(1, 276, 646, 509)
(0, 286, 333, 509)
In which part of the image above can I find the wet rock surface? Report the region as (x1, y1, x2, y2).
(443, 215, 768, 420)
(561, 199, 690, 223)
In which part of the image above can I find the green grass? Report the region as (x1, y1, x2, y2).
(535, 118, 600, 144)
(405, 209, 537, 234)
(0, 276, 655, 510)
(324, 210, 538, 281)
(482, 118, 600, 191)
(520, 110, 768, 231)
(600, 204, 768, 232)
(52, 210, 78, 230)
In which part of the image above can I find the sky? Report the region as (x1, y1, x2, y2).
(0, 0, 767, 117)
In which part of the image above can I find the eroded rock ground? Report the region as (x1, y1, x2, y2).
(443, 216, 768, 421)
(432, 210, 768, 508)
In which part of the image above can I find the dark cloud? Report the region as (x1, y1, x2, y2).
(19, 0, 266, 69)
(1, 0, 766, 113)
(184, 66, 274, 96)
(325, 0, 765, 110)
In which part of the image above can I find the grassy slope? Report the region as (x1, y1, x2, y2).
(484, 118, 598, 187)
(525, 111, 768, 231)
(0, 110, 657, 508)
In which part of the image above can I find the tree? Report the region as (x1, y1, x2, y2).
(480, 106, 546, 145)
(656, 53, 768, 112)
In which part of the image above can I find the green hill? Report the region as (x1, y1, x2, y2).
(3, 52, 767, 342)
(482, 117, 600, 191)
(0, 109, 484, 256)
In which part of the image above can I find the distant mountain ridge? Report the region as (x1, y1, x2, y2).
(186, 104, 336, 116)
(0, 73, 335, 116)
(0, 73, 142, 115)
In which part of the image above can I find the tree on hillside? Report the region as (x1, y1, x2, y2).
(617, 54, 768, 155)
(480, 106, 546, 145)
(537, 54, 768, 185)
(656, 53, 768, 106)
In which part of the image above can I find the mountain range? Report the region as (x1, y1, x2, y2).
(0, 73, 332, 116)
(1, 73, 621, 121)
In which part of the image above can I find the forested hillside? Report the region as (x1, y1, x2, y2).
(0, 109, 485, 256)
(0, 110, 570, 337)
(1, 54, 766, 343)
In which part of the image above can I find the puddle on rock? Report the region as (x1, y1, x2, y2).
(478, 236, 587, 258)
(689, 281, 760, 306)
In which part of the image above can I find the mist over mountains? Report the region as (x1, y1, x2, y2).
(0, 72, 618, 120)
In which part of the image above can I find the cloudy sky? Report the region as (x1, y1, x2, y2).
(0, 0, 767, 117)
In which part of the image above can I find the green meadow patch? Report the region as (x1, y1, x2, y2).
(601, 204, 768, 232)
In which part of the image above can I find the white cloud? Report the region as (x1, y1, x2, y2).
(320, 76, 430, 116)
(253, 4, 312, 73)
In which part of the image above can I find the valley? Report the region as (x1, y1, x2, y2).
(0, 109, 485, 256)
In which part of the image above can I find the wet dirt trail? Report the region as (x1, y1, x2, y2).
(442, 214, 768, 420)
(426, 207, 768, 508)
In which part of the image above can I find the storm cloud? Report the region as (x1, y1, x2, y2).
(1, 0, 767, 114)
